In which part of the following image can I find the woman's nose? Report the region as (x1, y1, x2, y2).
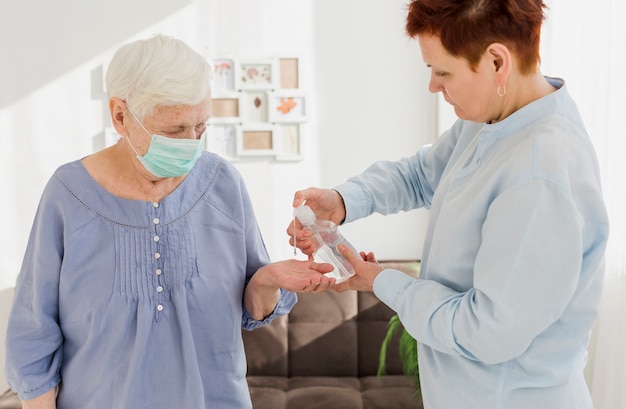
(428, 75, 441, 94)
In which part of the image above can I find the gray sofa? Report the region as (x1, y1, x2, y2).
(244, 261, 422, 409)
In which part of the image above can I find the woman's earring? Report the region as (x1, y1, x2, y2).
(497, 84, 507, 97)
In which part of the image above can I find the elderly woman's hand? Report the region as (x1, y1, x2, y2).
(245, 260, 335, 320)
(254, 259, 336, 293)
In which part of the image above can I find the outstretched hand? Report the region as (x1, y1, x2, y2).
(245, 259, 335, 320)
(255, 259, 336, 293)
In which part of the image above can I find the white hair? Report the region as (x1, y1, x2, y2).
(105, 34, 212, 119)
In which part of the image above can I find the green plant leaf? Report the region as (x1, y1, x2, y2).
(377, 314, 402, 377)
(378, 314, 421, 400)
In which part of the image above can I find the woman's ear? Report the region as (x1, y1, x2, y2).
(488, 42, 512, 79)
(109, 97, 129, 137)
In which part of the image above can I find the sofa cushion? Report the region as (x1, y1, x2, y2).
(247, 375, 419, 409)
(357, 291, 405, 376)
(288, 291, 358, 377)
(360, 375, 421, 409)
(244, 315, 289, 377)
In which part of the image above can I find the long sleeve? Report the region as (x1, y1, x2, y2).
(335, 120, 481, 223)
(6, 180, 64, 400)
(375, 177, 594, 363)
(6, 153, 296, 408)
(334, 79, 609, 408)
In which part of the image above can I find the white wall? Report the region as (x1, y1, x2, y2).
(0, 0, 432, 290)
(0, 0, 196, 291)
(0, 288, 14, 391)
(312, 1, 434, 259)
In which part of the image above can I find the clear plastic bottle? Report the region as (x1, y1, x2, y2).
(293, 204, 358, 283)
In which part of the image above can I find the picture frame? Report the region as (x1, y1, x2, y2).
(209, 92, 243, 124)
(268, 91, 307, 123)
(275, 124, 302, 161)
(210, 58, 236, 92)
(235, 59, 279, 91)
(203, 55, 307, 160)
(206, 124, 239, 161)
(240, 91, 269, 123)
(236, 124, 278, 157)
(279, 57, 300, 89)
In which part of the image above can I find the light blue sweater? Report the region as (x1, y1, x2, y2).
(6, 152, 296, 408)
(336, 78, 609, 408)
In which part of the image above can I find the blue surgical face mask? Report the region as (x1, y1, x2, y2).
(126, 105, 206, 178)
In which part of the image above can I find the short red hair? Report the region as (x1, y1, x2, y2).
(406, 0, 547, 75)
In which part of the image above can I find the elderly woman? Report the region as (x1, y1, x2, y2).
(6, 35, 333, 409)
(290, 1, 609, 408)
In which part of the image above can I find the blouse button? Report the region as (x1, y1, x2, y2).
(153, 235, 160, 242)
(153, 218, 160, 225)
(156, 269, 162, 276)
(154, 253, 161, 259)
(157, 304, 164, 312)
(153, 202, 159, 208)
(157, 286, 164, 293)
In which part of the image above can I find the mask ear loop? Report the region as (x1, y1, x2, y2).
(124, 102, 152, 157)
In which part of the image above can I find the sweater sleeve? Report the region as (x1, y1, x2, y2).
(5, 179, 64, 400)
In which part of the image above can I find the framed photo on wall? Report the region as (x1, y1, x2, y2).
(209, 92, 243, 124)
(204, 55, 306, 161)
(240, 91, 269, 123)
(279, 57, 299, 89)
(235, 59, 279, 91)
(206, 124, 239, 161)
(210, 58, 236, 92)
(236, 124, 277, 157)
(268, 91, 307, 123)
(275, 124, 302, 161)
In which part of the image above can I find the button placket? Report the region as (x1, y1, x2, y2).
(152, 202, 165, 318)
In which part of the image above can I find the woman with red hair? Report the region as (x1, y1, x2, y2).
(290, 1, 608, 407)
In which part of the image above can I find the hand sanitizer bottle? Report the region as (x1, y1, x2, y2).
(293, 204, 358, 283)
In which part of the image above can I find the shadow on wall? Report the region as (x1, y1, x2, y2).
(0, 0, 191, 109)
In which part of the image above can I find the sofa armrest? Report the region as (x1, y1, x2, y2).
(0, 389, 20, 409)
